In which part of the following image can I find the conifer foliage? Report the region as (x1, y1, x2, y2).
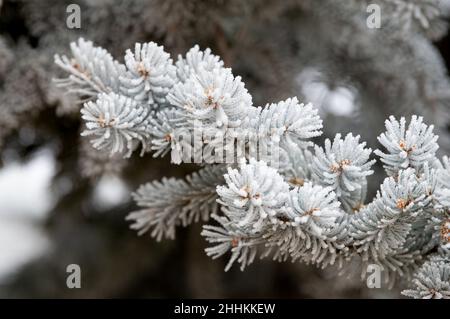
(54, 37, 450, 298)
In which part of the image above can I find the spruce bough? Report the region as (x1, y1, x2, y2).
(54, 38, 450, 299)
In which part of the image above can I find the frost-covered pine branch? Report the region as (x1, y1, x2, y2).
(374, 115, 439, 176)
(127, 165, 226, 241)
(54, 38, 450, 299)
(54, 38, 126, 101)
(120, 42, 176, 106)
(402, 251, 450, 299)
(311, 133, 375, 212)
(81, 92, 152, 157)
